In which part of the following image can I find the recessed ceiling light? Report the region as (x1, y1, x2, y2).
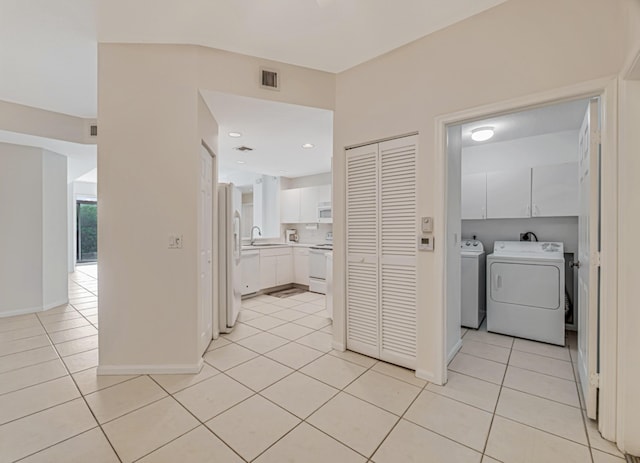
(228, 132, 242, 138)
(471, 127, 495, 142)
(302, 143, 315, 149)
(236, 160, 246, 164)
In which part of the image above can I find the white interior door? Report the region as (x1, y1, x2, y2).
(198, 146, 213, 354)
(577, 98, 600, 419)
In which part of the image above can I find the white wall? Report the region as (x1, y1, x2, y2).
(333, 0, 627, 383)
(42, 151, 69, 307)
(284, 172, 332, 190)
(462, 130, 579, 175)
(98, 43, 333, 373)
(0, 142, 67, 316)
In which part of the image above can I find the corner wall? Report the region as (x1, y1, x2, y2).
(333, 0, 627, 382)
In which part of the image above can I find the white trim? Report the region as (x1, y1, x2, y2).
(97, 358, 204, 376)
(435, 76, 618, 437)
(332, 340, 346, 351)
(447, 338, 463, 365)
(0, 299, 69, 318)
(415, 368, 439, 382)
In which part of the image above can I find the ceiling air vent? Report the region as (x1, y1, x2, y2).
(234, 146, 254, 152)
(260, 67, 280, 91)
(89, 124, 98, 137)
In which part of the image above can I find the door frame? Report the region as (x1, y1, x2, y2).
(435, 77, 618, 440)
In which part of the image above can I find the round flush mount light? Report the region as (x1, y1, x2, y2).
(236, 160, 246, 165)
(302, 143, 315, 149)
(471, 127, 495, 142)
(228, 132, 242, 138)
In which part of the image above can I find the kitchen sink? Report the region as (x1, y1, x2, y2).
(246, 243, 285, 247)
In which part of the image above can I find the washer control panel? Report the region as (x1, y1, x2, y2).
(460, 239, 484, 252)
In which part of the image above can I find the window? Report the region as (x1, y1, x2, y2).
(76, 200, 97, 263)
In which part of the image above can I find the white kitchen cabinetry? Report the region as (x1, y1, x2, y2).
(461, 173, 487, 219)
(241, 251, 260, 296)
(258, 247, 293, 289)
(299, 187, 319, 223)
(531, 162, 579, 217)
(346, 135, 418, 370)
(486, 168, 532, 219)
(317, 184, 331, 203)
(293, 247, 310, 285)
(280, 189, 301, 224)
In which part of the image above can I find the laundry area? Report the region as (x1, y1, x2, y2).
(446, 96, 600, 416)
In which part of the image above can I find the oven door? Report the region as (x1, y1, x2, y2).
(309, 249, 327, 280)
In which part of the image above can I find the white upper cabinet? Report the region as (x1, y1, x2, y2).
(531, 162, 579, 217)
(461, 172, 487, 219)
(486, 168, 532, 219)
(317, 184, 331, 203)
(280, 189, 301, 224)
(299, 187, 319, 223)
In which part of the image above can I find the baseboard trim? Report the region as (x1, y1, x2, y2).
(332, 340, 346, 351)
(416, 368, 441, 384)
(447, 339, 463, 365)
(97, 358, 204, 376)
(0, 298, 69, 318)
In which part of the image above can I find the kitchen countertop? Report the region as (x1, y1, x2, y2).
(241, 242, 323, 250)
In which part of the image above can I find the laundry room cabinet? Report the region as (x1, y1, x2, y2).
(345, 135, 417, 370)
(486, 168, 532, 218)
(461, 172, 487, 219)
(531, 162, 579, 217)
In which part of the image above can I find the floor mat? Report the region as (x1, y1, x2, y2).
(267, 287, 307, 298)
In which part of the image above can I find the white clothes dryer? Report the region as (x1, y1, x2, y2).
(487, 241, 565, 346)
(461, 239, 486, 329)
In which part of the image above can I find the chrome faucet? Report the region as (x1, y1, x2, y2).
(250, 226, 262, 245)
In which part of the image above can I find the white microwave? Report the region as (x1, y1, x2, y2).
(318, 202, 332, 223)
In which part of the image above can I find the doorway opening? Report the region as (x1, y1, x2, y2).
(76, 199, 97, 264)
(443, 95, 604, 423)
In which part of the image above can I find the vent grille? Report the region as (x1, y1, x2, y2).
(234, 146, 254, 152)
(89, 125, 97, 137)
(260, 68, 280, 90)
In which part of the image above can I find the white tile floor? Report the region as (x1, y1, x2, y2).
(0, 263, 627, 462)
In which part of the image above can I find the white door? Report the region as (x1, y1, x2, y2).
(577, 98, 600, 419)
(198, 146, 213, 354)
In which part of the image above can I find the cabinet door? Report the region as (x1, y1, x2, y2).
(299, 187, 319, 223)
(276, 254, 294, 286)
(461, 173, 487, 219)
(241, 252, 260, 295)
(486, 168, 532, 218)
(317, 184, 331, 203)
(280, 189, 301, 224)
(259, 255, 277, 289)
(293, 248, 310, 285)
(531, 162, 579, 217)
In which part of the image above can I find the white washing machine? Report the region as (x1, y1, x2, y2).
(487, 241, 565, 346)
(461, 239, 486, 329)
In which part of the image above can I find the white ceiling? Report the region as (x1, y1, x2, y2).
(0, 0, 507, 118)
(203, 91, 333, 178)
(461, 98, 590, 148)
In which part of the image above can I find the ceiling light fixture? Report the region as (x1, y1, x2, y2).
(302, 143, 315, 149)
(228, 132, 242, 138)
(236, 160, 246, 164)
(471, 127, 495, 142)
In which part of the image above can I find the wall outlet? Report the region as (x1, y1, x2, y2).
(520, 233, 528, 241)
(168, 234, 183, 249)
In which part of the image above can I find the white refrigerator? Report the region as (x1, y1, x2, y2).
(218, 183, 242, 333)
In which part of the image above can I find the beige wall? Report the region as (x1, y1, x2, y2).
(617, 1, 640, 453)
(98, 43, 335, 372)
(333, 0, 627, 381)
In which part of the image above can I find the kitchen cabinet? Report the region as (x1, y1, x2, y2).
(258, 247, 293, 289)
(531, 162, 579, 217)
(240, 251, 260, 296)
(293, 247, 310, 285)
(461, 173, 487, 220)
(280, 184, 331, 224)
(280, 189, 301, 224)
(486, 168, 532, 219)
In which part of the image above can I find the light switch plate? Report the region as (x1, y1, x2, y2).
(421, 217, 433, 233)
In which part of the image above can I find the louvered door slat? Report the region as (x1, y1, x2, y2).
(379, 136, 417, 369)
(346, 145, 379, 358)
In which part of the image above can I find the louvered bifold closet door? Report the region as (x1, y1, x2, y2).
(345, 144, 380, 358)
(379, 136, 417, 369)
